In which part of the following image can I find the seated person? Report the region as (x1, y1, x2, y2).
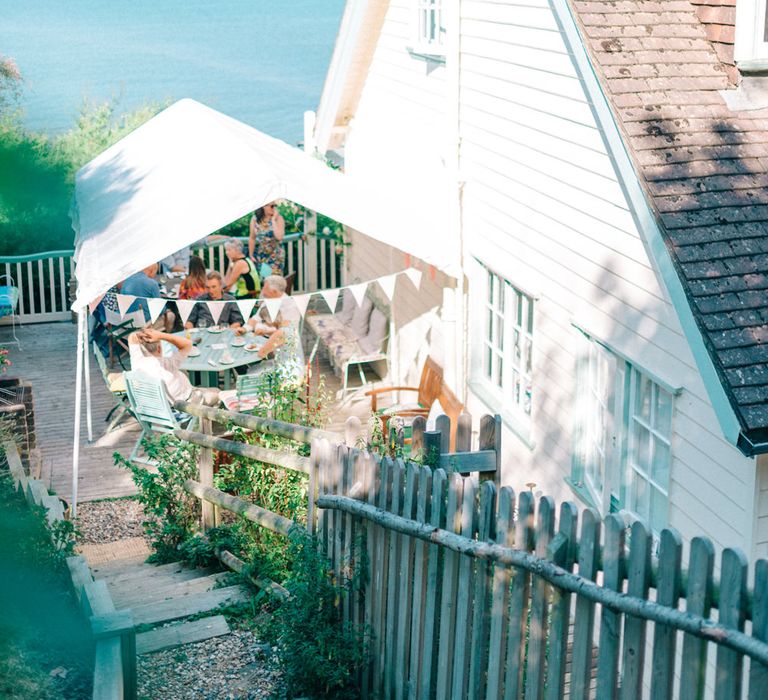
(239, 276, 303, 382)
(121, 263, 175, 331)
(178, 255, 207, 300)
(161, 246, 190, 274)
(222, 238, 260, 299)
(128, 328, 218, 406)
(184, 271, 244, 329)
(238, 275, 300, 337)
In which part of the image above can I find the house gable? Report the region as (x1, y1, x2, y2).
(563, 0, 768, 454)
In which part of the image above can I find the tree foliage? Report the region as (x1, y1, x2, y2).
(0, 57, 164, 256)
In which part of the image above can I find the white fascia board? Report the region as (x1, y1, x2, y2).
(550, 0, 742, 446)
(315, 0, 370, 155)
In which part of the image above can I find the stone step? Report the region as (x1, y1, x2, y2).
(131, 584, 251, 626)
(136, 615, 231, 655)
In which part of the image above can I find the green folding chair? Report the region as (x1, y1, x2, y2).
(123, 371, 194, 464)
(92, 342, 131, 432)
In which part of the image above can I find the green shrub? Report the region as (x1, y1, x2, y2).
(273, 528, 368, 699)
(115, 435, 200, 563)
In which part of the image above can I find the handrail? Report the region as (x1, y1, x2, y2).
(174, 401, 342, 444)
(0, 250, 75, 263)
(318, 493, 768, 668)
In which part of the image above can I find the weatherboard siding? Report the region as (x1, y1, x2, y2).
(458, 0, 755, 556)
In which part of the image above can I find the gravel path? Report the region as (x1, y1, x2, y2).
(138, 630, 283, 699)
(76, 498, 147, 544)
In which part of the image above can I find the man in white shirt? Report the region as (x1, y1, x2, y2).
(128, 328, 218, 405)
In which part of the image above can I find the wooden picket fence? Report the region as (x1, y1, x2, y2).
(312, 433, 768, 699)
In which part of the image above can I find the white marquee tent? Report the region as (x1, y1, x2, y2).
(69, 98, 459, 515)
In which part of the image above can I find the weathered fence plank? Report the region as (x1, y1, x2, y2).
(545, 501, 579, 700)
(570, 508, 600, 700)
(715, 548, 748, 700)
(411, 416, 426, 453)
(503, 489, 535, 700)
(525, 496, 555, 700)
(651, 528, 683, 700)
(384, 461, 404, 698)
(596, 513, 626, 700)
(418, 468, 447, 700)
(407, 465, 432, 698)
(361, 452, 380, 699)
(450, 478, 478, 699)
(749, 559, 768, 700)
(680, 536, 715, 700)
(394, 462, 418, 700)
(435, 473, 464, 700)
(371, 457, 392, 699)
(620, 520, 652, 700)
(467, 481, 496, 700)
(485, 486, 516, 700)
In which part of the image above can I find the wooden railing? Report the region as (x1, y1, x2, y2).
(0, 232, 344, 326)
(0, 250, 75, 324)
(3, 438, 136, 700)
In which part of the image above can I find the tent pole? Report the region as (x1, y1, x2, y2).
(83, 311, 93, 443)
(71, 310, 85, 520)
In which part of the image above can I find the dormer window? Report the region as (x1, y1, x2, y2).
(735, 0, 768, 71)
(409, 0, 446, 60)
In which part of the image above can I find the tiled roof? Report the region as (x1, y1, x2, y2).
(572, 0, 768, 450)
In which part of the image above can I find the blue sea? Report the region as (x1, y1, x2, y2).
(0, 0, 345, 144)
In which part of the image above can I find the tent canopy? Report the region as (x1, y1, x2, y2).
(72, 99, 457, 311)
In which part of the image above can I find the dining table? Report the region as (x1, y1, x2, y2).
(170, 327, 267, 388)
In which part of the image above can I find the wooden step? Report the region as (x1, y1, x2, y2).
(130, 584, 251, 626)
(136, 615, 230, 655)
(96, 561, 213, 585)
(90, 554, 151, 576)
(111, 572, 232, 609)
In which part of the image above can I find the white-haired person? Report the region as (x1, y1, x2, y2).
(222, 238, 260, 299)
(237, 275, 303, 383)
(128, 328, 219, 406)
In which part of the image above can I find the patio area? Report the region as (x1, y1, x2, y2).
(1, 321, 375, 503)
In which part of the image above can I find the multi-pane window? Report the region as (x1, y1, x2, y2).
(481, 268, 534, 418)
(573, 334, 674, 532)
(735, 0, 768, 66)
(627, 372, 673, 534)
(414, 0, 445, 51)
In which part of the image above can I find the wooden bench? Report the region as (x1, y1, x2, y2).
(366, 356, 463, 450)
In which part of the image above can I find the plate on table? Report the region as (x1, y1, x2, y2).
(219, 355, 235, 364)
(245, 343, 262, 353)
(206, 326, 224, 334)
(231, 338, 246, 347)
(188, 347, 201, 358)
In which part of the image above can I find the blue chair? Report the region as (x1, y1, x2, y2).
(0, 275, 21, 348)
(123, 371, 194, 464)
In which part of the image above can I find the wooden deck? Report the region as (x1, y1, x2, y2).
(2, 321, 376, 503)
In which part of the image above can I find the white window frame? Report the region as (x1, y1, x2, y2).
(571, 333, 674, 534)
(473, 264, 535, 437)
(735, 0, 768, 71)
(409, 0, 446, 59)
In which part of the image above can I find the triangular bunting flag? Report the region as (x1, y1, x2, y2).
(292, 293, 312, 318)
(116, 294, 136, 319)
(207, 300, 226, 325)
(146, 298, 167, 325)
(88, 294, 105, 313)
(264, 296, 283, 323)
(320, 288, 341, 313)
(236, 299, 257, 322)
(404, 267, 422, 290)
(348, 283, 367, 307)
(378, 274, 397, 302)
(176, 300, 197, 326)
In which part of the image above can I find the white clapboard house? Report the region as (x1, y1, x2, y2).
(309, 0, 768, 562)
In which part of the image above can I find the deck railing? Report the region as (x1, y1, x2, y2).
(2, 233, 344, 325)
(0, 250, 75, 324)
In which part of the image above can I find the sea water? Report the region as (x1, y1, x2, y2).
(0, 0, 345, 144)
